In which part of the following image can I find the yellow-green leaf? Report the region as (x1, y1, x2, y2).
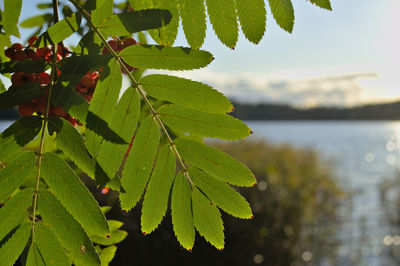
(268, 0, 295, 33)
(0, 221, 31, 265)
(179, 0, 207, 49)
(236, 0, 266, 44)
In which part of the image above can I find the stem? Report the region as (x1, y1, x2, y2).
(31, 3, 60, 242)
(69, 0, 194, 187)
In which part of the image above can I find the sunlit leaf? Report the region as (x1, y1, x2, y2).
(120, 116, 160, 210)
(41, 152, 109, 237)
(99, 245, 117, 266)
(192, 187, 224, 250)
(158, 104, 251, 140)
(120, 45, 213, 70)
(141, 145, 176, 234)
(0, 152, 36, 201)
(140, 74, 233, 113)
(308, 0, 332, 10)
(26, 243, 46, 266)
(171, 173, 195, 250)
(268, 0, 295, 33)
(179, 0, 207, 49)
(175, 138, 256, 186)
(189, 167, 253, 219)
(20, 14, 52, 28)
(0, 221, 31, 265)
(38, 13, 81, 46)
(92, 0, 113, 26)
(236, 0, 266, 44)
(3, 0, 22, 37)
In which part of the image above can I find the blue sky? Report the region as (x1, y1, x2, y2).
(9, 0, 400, 107)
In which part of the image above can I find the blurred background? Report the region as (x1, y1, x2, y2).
(2, 0, 400, 265)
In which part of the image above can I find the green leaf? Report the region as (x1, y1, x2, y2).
(85, 57, 122, 157)
(0, 59, 49, 74)
(99, 246, 117, 266)
(0, 189, 33, 242)
(0, 221, 31, 265)
(26, 243, 46, 266)
(120, 116, 160, 210)
(38, 189, 100, 266)
(97, 88, 140, 178)
(158, 104, 251, 140)
(41, 152, 109, 237)
(120, 45, 214, 70)
(0, 152, 36, 201)
(33, 222, 70, 266)
(141, 145, 176, 234)
(192, 187, 224, 250)
(189, 167, 253, 219)
(48, 117, 96, 178)
(130, 0, 178, 46)
(91, 229, 127, 245)
(3, 0, 22, 37)
(99, 9, 173, 36)
(268, 0, 295, 33)
(20, 14, 52, 28)
(92, 0, 113, 26)
(175, 138, 256, 187)
(308, 0, 332, 10)
(0, 116, 42, 161)
(206, 0, 238, 49)
(171, 173, 195, 250)
(236, 0, 266, 44)
(140, 74, 232, 114)
(0, 82, 46, 111)
(38, 13, 81, 46)
(179, 0, 207, 49)
(37, 3, 53, 9)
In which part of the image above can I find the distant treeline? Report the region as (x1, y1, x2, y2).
(231, 101, 400, 120)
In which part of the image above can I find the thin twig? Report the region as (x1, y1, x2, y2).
(69, 0, 194, 187)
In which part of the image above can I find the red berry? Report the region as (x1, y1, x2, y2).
(37, 73, 50, 85)
(79, 76, 95, 89)
(28, 36, 38, 47)
(11, 73, 24, 86)
(11, 43, 23, 51)
(121, 38, 137, 48)
(36, 47, 50, 58)
(25, 48, 36, 60)
(102, 40, 119, 54)
(67, 116, 77, 126)
(32, 95, 46, 104)
(18, 103, 34, 116)
(22, 73, 36, 83)
(82, 94, 92, 102)
(4, 48, 14, 58)
(52, 106, 67, 117)
(12, 50, 27, 61)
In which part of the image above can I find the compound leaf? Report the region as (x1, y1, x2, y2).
(41, 152, 109, 237)
(236, 0, 266, 44)
(189, 167, 253, 219)
(140, 74, 232, 114)
(171, 173, 195, 250)
(141, 145, 176, 234)
(206, 0, 238, 49)
(179, 0, 207, 49)
(0, 221, 31, 265)
(268, 0, 295, 33)
(192, 187, 224, 250)
(120, 45, 213, 70)
(158, 104, 251, 140)
(175, 138, 256, 187)
(120, 116, 160, 210)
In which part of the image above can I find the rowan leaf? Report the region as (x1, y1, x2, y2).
(3, 0, 22, 37)
(0, 59, 48, 74)
(0, 152, 36, 201)
(0, 189, 33, 242)
(179, 0, 207, 49)
(20, 14, 52, 28)
(26, 243, 46, 266)
(119, 45, 213, 70)
(0, 221, 31, 265)
(38, 13, 81, 46)
(175, 138, 256, 186)
(206, 0, 238, 49)
(268, 0, 295, 33)
(92, 0, 113, 26)
(99, 9, 173, 36)
(91, 229, 127, 246)
(308, 0, 332, 10)
(41, 152, 109, 237)
(189, 167, 253, 219)
(33, 222, 70, 266)
(171, 173, 195, 250)
(38, 189, 100, 266)
(140, 74, 232, 114)
(0, 116, 42, 161)
(192, 187, 224, 250)
(141, 145, 176, 234)
(120, 116, 160, 210)
(48, 117, 96, 178)
(0, 82, 46, 111)
(236, 0, 266, 44)
(97, 88, 140, 178)
(85, 57, 122, 157)
(158, 104, 251, 140)
(99, 245, 117, 266)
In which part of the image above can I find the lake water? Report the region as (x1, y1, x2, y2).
(246, 121, 400, 266)
(2, 119, 400, 265)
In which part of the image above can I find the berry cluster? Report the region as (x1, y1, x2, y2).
(102, 37, 138, 73)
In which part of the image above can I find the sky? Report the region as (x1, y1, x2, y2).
(6, 0, 400, 107)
